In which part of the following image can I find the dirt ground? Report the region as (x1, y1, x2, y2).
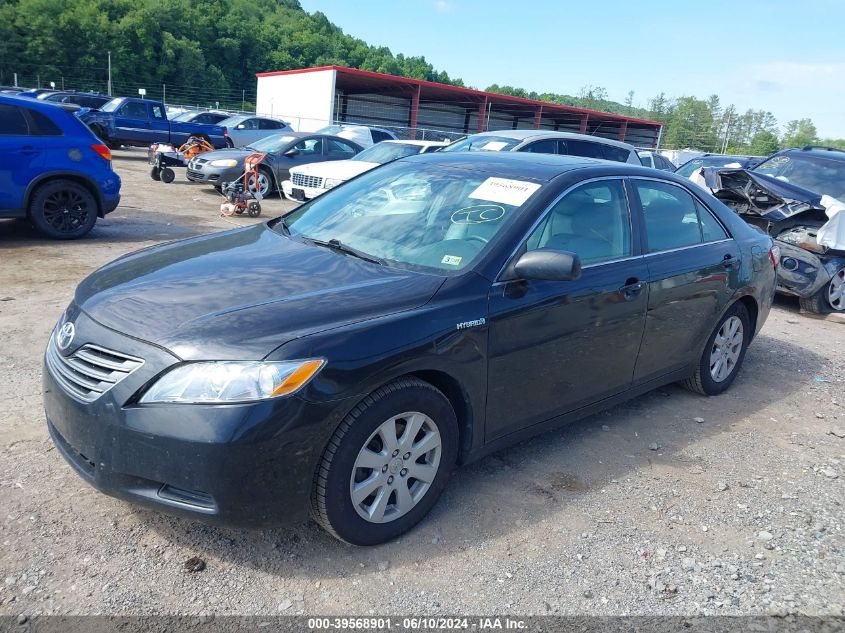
(0, 150, 843, 617)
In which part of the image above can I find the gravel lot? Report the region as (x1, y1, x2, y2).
(0, 150, 843, 618)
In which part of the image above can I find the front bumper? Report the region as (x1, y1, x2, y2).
(281, 179, 324, 201)
(186, 163, 241, 187)
(42, 307, 349, 528)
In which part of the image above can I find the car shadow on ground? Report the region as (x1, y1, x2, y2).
(143, 332, 825, 580)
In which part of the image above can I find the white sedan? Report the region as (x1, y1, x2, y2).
(282, 140, 448, 201)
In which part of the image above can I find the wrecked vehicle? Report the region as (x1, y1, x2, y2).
(701, 147, 845, 313)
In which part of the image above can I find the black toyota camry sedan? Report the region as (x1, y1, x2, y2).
(43, 152, 777, 545)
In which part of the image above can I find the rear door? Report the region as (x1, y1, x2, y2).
(0, 104, 41, 211)
(485, 178, 649, 440)
(630, 178, 740, 383)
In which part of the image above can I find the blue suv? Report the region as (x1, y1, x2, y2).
(0, 95, 121, 239)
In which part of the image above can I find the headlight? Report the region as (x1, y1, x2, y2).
(139, 359, 325, 404)
(323, 178, 343, 189)
(209, 159, 238, 168)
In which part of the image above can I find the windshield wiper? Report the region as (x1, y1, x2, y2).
(275, 216, 290, 235)
(308, 238, 385, 265)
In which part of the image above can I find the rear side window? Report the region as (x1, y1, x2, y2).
(519, 139, 557, 154)
(0, 105, 29, 135)
(565, 139, 605, 160)
(327, 139, 357, 157)
(634, 180, 727, 252)
(259, 119, 282, 130)
(151, 105, 165, 119)
(26, 109, 63, 136)
(370, 129, 394, 143)
(602, 145, 631, 163)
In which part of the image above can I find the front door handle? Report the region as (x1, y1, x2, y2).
(619, 278, 645, 301)
(20, 146, 38, 156)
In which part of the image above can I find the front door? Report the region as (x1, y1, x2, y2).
(630, 178, 740, 383)
(114, 100, 151, 144)
(485, 178, 649, 441)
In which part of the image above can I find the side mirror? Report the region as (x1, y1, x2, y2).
(236, 124, 246, 129)
(284, 148, 299, 157)
(513, 249, 581, 281)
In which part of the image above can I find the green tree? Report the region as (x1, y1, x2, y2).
(781, 118, 818, 148)
(749, 131, 779, 155)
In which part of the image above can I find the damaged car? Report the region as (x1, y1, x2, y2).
(701, 147, 845, 314)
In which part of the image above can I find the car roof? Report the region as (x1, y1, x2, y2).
(381, 140, 448, 147)
(396, 149, 665, 181)
(775, 146, 845, 162)
(466, 129, 636, 150)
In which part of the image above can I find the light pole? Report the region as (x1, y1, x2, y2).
(107, 51, 112, 96)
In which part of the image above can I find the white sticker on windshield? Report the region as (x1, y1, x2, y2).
(469, 177, 541, 207)
(441, 255, 463, 266)
(480, 141, 509, 151)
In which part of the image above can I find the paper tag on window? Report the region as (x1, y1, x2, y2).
(480, 141, 509, 151)
(469, 177, 541, 207)
(441, 255, 462, 266)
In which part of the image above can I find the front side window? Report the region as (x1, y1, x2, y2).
(293, 138, 323, 155)
(237, 118, 258, 130)
(0, 105, 29, 135)
(519, 139, 557, 154)
(525, 180, 631, 265)
(281, 162, 542, 272)
(119, 101, 148, 119)
(634, 180, 726, 252)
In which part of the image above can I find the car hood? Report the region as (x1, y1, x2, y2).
(701, 168, 823, 220)
(74, 224, 445, 360)
(196, 149, 248, 164)
(292, 160, 378, 181)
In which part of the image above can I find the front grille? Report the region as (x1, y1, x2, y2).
(186, 170, 204, 180)
(291, 173, 323, 189)
(46, 339, 144, 403)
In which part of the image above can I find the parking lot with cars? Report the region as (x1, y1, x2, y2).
(1, 150, 843, 615)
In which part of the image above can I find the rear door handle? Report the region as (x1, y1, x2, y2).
(722, 254, 739, 269)
(20, 146, 38, 156)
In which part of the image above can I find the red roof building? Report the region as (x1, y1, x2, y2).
(256, 66, 662, 147)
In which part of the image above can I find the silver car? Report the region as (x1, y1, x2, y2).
(218, 115, 293, 148)
(442, 130, 642, 164)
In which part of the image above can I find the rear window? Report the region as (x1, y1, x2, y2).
(0, 105, 28, 134)
(602, 145, 631, 163)
(27, 109, 63, 136)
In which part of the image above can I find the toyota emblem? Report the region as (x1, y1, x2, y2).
(56, 322, 75, 351)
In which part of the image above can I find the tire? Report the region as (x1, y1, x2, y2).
(28, 179, 98, 240)
(247, 168, 273, 198)
(160, 167, 175, 184)
(799, 266, 845, 314)
(311, 377, 458, 545)
(150, 167, 161, 181)
(683, 302, 750, 396)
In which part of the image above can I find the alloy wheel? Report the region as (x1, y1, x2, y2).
(349, 411, 441, 523)
(247, 172, 271, 197)
(42, 189, 92, 234)
(710, 316, 744, 382)
(828, 267, 845, 311)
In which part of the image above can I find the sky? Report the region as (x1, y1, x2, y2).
(298, 0, 845, 138)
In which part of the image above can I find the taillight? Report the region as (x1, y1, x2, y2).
(769, 244, 780, 268)
(91, 144, 112, 161)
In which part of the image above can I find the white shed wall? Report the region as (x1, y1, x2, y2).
(255, 69, 336, 132)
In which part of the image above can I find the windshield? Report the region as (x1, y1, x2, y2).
(249, 134, 299, 153)
(352, 143, 421, 164)
(754, 153, 845, 199)
(100, 98, 124, 113)
(675, 156, 749, 178)
(280, 160, 542, 272)
(441, 135, 522, 153)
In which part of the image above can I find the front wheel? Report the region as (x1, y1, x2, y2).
(683, 302, 750, 396)
(150, 167, 161, 181)
(799, 266, 845, 314)
(160, 167, 175, 183)
(311, 378, 458, 545)
(28, 180, 98, 240)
